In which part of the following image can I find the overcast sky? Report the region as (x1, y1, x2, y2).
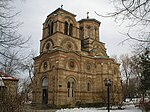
(14, 0, 133, 57)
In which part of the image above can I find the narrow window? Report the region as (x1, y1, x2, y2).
(87, 26, 91, 38)
(87, 82, 90, 91)
(80, 27, 84, 48)
(114, 85, 116, 91)
(67, 81, 70, 97)
(64, 22, 68, 35)
(48, 24, 50, 36)
(80, 27, 84, 40)
(67, 78, 75, 98)
(51, 22, 54, 35)
(95, 28, 97, 39)
(48, 22, 54, 36)
(69, 23, 73, 36)
(72, 82, 74, 97)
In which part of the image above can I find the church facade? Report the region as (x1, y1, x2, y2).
(32, 8, 122, 107)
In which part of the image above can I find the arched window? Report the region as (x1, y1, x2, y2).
(87, 82, 90, 91)
(80, 27, 84, 40)
(69, 23, 73, 36)
(42, 77, 48, 87)
(67, 82, 70, 97)
(114, 85, 116, 91)
(48, 22, 54, 36)
(67, 78, 75, 97)
(87, 26, 91, 38)
(72, 82, 74, 97)
(95, 28, 97, 39)
(64, 22, 68, 35)
(51, 22, 54, 35)
(48, 24, 50, 36)
(42, 77, 48, 104)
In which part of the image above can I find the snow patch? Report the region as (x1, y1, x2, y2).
(56, 105, 142, 112)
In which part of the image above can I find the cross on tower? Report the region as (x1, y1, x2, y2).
(87, 12, 89, 19)
(61, 5, 63, 9)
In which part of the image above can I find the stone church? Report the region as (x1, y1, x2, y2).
(32, 8, 122, 107)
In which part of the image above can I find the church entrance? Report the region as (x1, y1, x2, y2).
(42, 77, 48, 104)
(42, 89, 48, 104)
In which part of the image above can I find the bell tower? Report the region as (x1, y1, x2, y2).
(40, 8, 80, 54)
(78, 18, 100, 52)
(78, 17, 108, 57)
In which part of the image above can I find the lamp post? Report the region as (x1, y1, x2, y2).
(104, 79, 112, 112)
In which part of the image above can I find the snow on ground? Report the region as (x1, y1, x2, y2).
(56, 105, 142, 112)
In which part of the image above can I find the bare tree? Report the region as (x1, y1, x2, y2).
(18, 77, 33, 104)
(119, 54, 133, 101)
(20, 51, 36, 83)
(120, 52, 150, 102)
(95, 0, 150, 52)
(0, 50, 23, 76)
(120, 54, 132, 83)
(18, 51, 36, 104)
(0, 0, 29, 53)
(0, 0, 30, 75)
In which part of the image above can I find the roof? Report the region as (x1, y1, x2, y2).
(78, 18, 101, 25)
(48, 8, 76, 17)
(0, 71, 19, 81)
